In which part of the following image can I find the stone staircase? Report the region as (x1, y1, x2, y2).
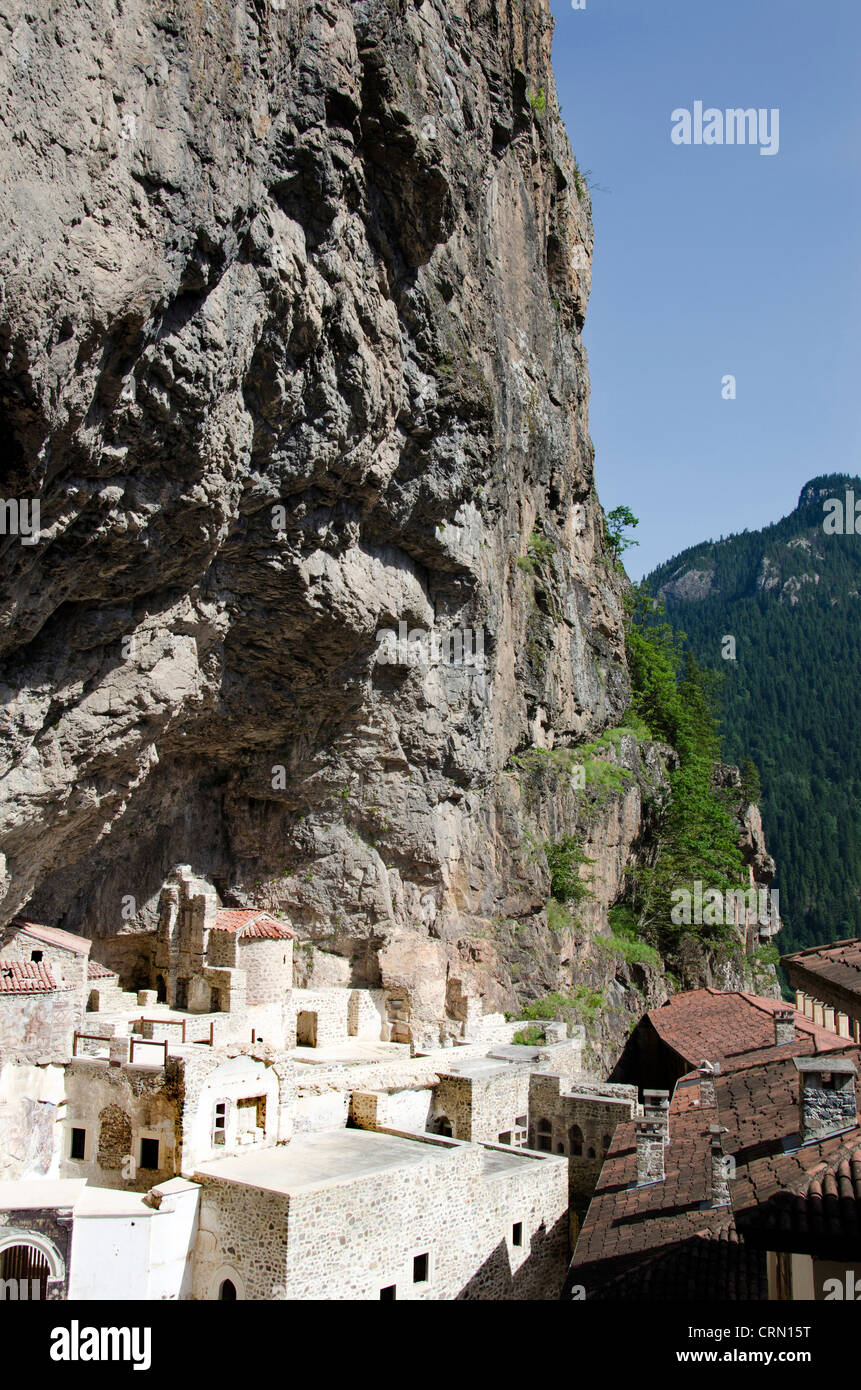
(386, 996, 412, 1047)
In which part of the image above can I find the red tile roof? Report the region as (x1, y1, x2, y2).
(646, 988, 843, 1068)
(9, 917, 91, 955)
(87, 960, 117, 980)
(571, 990, 861, 1297)
(0, 960, 65, 994)
(212, 909, 295, 941)
(782, 937, 861, 1007)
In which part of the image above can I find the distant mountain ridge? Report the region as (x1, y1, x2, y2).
(643, 474, 861, 953)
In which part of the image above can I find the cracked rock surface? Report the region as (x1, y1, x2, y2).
(1, 0, 636, 1046)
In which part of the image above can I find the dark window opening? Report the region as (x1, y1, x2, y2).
(70, 1127, 86, 1160)
(569, 1124, 583, 1157)
(219, 1279, 237, 1300)
(512, 1222, 523, 1247)
(30, 950, 43, 963)
(602, 1133, 612, 1150)
(213, 1101, 227, 1145)
(536, 1118, 552, 1153)
(587, 1146, 596, 1160)
(515, 1114, 527, 1128)
(432, 1115, 452, 1138)
(498, 1131, 512, 1145)
(139, 1137, 160, 1170)
(379, 1284, 397, 1300)
(413, 1253, 429, 1283)
(556, 1142, 565, 1154)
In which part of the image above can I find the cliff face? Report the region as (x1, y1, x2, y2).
(0, 0, 775, 1060)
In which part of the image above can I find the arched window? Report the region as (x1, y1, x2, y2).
(602, 1133, 612, 1150)
(536, 1118, 552, 1153)
(568, 1124, 583, 1157)
(587, 1146, 596, 1159)
(0, 1243, 50, 1299)
(432, 1115, 453, 1138)
(219, 1279, 237, 1300)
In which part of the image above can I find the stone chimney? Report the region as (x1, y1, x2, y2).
(774, 1008, 795, 1045)
(698, 1060, 720, 1107)
(643, 1089, 670, 1145)
(634, 1118, 665, 1186)
(708, 1124, 731, 1207)
(795, 1056, 858, 1141)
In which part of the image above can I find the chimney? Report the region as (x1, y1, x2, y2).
(634, 1118, 665, 1186)
(708, 1124, 731, 1207)
(774, 1008, 795, 1045)
(698, 1060, 720, 1107)
(794, 1056, 858, 1141)
(643, 1089, 670, 1145)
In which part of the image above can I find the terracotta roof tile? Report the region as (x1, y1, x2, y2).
(212, 909, 295, 940)
(0, 960, 65, 993)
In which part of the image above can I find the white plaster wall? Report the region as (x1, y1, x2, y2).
(293, 1090, 351, 1133)
(185, 1058, 280, 1172)
(377, 1088, 433, 1133)
(68, 1214, 154, 1300)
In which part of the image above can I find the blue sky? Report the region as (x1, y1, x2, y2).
(549, 0, 861, 578)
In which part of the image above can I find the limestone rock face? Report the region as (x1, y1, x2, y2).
(8, 1, 785, 1064)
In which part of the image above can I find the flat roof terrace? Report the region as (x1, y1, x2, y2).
(194, 1128, 457, 1194)
(194, 1127, 561, 1196)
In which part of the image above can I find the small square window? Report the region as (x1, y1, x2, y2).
(30, 950, 43, 963)
(512, 1222, 523, 1247)
(413, 1253, 429, 1284)
(70, 1127, 86, 1160)
(515, 1114, 527, 1128)
(379, 1285, 396, 1300)
(498, 1131, 512, 1146)
(139, 1137, 160, 1170)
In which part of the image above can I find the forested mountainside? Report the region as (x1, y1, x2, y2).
(644, 474, 861, 953)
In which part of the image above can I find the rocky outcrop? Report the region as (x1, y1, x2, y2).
(0, 0, 779, 1064)
(0, 0, 630, 1047)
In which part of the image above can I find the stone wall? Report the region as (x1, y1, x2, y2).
(528, 1072, 640, 1208)
(193, 1131, 569, 1301)
(61, 1057, 180, 1190)
(292, 988, 351, 1047)
(0, 987, 79, 1064)
(432, 1067, 531, 1144)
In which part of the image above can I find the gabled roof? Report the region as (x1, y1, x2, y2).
(571, 990, 861, 1297)
(646, 988, 843, 1068)
(0, 960, 66, 994)
(87, 960, 117, 980)
(9, 917, 92, 956)
(782, 937, 861, 1000)
(212, 909, 295, 941)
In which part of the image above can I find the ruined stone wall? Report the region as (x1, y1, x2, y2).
(0, 988, 79, 1065)
(61, 1056, 180, 1190)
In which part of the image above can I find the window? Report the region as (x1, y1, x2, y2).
(498, 1131, 512, 1146)
(602, 1133, 612, 1150)
(70, 1128, 86, 1160)
(587, 1146, 596, 1160)
(556, 1143, 565, 1154)
(413, 1253, 429, 1284)
(379, 1285, 397, 1300)
(236, 1096, 266, 1135)
(512, 1222, 523, 1248)
(568, 1124, 583, 1157)
(219, 1279, 237, 1301)
(432, 1115, 452, 1137)
(139, 1137, 160, 1170)
(213, 1101, 227, 1145)
(515, 1114, 527, 1128)
(30, 950, 43, 963)
(536, 1118, 552, 1153)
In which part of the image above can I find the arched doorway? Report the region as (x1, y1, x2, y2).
(0, 1241, 54, 1299)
